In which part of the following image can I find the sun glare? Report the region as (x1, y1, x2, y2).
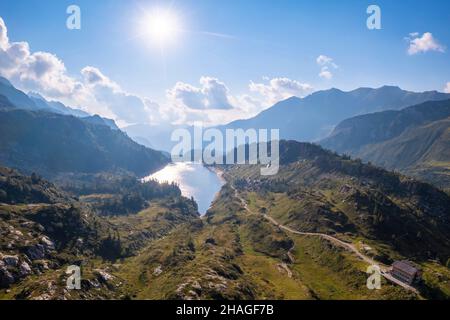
(141, 9, 181, 48)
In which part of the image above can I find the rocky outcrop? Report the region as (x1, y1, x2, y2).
(26, 244, 46, 260)
(0, 253, 33, 288)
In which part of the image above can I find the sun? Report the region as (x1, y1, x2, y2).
(141, 9, 181, 48)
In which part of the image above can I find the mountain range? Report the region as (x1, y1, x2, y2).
(321, 99, 450, 189)
(220, 86, 450, 142)
(0, 78, 168, 178)
(3, 140, 449, 299)
(123, 86, 450, 153)
(1, 74, 450, 300)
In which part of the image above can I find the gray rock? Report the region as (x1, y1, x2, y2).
(0, 267, 15, 287)
(75, 238, 84, 248)
(19, 261, 32, 276)
(94, 269, 113, 283)
(26, 244, 46, 260)
(153, 265, 163, 276)
(12, 229, 23, 237)
(81, 278, 101, 289)
(34, 260, 49, 271)
(2, 255, 19, 267)
(40, 236, 55, 250)
(20, 221, 35, 228)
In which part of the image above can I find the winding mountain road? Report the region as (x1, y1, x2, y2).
(230, 183, 419, 294)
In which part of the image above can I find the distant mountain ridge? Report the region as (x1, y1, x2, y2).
(321, 99, 450, 189)
(219, 86, 450, 142)
(0, 76, 119, 129)
(222, 140, 450, 261)
(28, 92, 90, 118)
(0, 76, 37, 111)
(0, 80, 168, 178)
(81, 114, 119, 131)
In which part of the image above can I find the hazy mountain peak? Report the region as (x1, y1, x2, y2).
(0, 76, 13, 87)
(320, 99, 450, 188)
(378, 85, 402, 91)
(327, 87, 344, 93)
(220, 85, 450, 142)
(27, 91, 46, 100)
(282, 96, 302, 103)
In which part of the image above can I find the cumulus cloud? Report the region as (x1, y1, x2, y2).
(166, 76, 315, 125)
(316, 55, 332, 66)
(444, 82, 450, 94)
(81, 66, 116, 87)
(167, 76, 234, 110)
(0, 17, 170, 126)
(164, 76, 278, 126)
(249, 77, 313, 106)
(0, 17, 84, 99)
(407, 32, 445, 55)
(81, 66, 165, 124)
(319, 68, 333, 80)
(316, 55, 338, 80)
(0, 17, 9, 50)
(0, 17, 318, 128)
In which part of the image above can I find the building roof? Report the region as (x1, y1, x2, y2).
(392, 261, 418, 276)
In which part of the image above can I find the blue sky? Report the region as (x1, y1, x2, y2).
(0, 0, 449, 126)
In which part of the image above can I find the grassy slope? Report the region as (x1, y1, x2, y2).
(2, 146, 449, 300)
(110, 183, 419, 300)
(0, 196, 200, 300)
(219, 157, 450, 299)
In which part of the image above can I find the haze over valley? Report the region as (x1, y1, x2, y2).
(0, 0, 449, 301)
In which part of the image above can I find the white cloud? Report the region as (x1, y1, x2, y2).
(0, 17, 85, 99)
(316, 55, 331, 66)
(81, 66, 116, 87)
(249, 77, 313, 106)
(444, 82, 450, 93)
(0, 17, 9, 50)
(407, 32, 445, 55)
(167, 76, 234, 110)
(319, 67, 333, 80)
(81, 66, 166, 125)
(0, 17, 318, 128)
(166, 76, 315, 126)
(316, 55, 338, 80)
(0, 16, 170, 126)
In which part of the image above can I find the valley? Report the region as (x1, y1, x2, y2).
(0, 74, 449, 301)
(3, 140, 449, 300)
(321, 99, 450, 190)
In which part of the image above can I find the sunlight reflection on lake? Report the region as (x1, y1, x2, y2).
(143, 162, 225, 215)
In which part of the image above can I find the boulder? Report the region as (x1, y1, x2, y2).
(0, 267, 15, 288)
(26, 244, 46, 260)
(40, 236, 55, 251)
(2, 255, 19, 267)
(94, 269, 113, 283)
(153, 265, 163, 276)
(19, 261, 32, 276)
(205, 238, 217, 246)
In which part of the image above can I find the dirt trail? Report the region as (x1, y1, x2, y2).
(230, 183, 419, 294)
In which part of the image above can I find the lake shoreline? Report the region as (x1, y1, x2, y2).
(204, 166, 227, 213)
(143, 162, 225, 215)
